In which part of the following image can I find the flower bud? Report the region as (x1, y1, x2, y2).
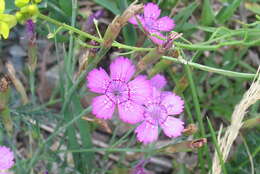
(15, 11, 23, 21)
(20, 5, 29, 14)
(27, 4, 38, 15)
(182, 124, 198, 135)
(15, 0, 29, 8)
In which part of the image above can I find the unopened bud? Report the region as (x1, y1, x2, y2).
(15, 11, 23, 21)
(27, 4, 38, 15)
(159, 138, 207, 153)
(0, 75, 11, 93)
(84, 10, 104, 33)
(188, 138, 207, 149)
(162, 32, 182, 50)
(182, 124, 198, 135)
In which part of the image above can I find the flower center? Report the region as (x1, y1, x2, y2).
(144, 18, 157, 32)
(144, 103, 168, 125)
(105, 79, 130, 104)
(112, 90, 121, 96)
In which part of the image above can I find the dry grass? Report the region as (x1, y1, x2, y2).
(211, 67, 260, 174)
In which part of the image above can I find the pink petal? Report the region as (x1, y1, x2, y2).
(149, 87, 161, 101)
(0, 146, 14, 170)
(149, 32, 166, 45)
(135, 121, 158, 144)
(161, 93, 184, 115)
(110, 57, 135, 82)
(92, 95, 115, 119)
(144, 3, 161, 20)
(128, 15, 143, 25)
(150, 74, 167, 89)
(87, 67, 110, 94)
(155, 16, 175, 31)
(128, 75, 151, 104)
(160, 116, 184, 138)
(160, 91, 172, 100)
(118, 100, 144, 124)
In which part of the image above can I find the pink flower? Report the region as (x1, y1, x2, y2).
(0, 146, 14, 170)
(135, 75, 184, 144)
(87, 57, 151, 124)
(129, 3, 175, 45)
(131, 160, 151, 174)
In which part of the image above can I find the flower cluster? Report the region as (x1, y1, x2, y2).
(129, 3, 175, 45)
(135, 74, 184, 144)
(87, 57, 184, 144)
(87, 57, 151, 124)
(0, 0, 17, 39)
(15, 0, 40, 23)
(0, 146, 14, 172)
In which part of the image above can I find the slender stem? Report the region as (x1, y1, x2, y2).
(207, 118, 227, 174)
(38, 14, 256, 81)
(58, 147, 151, 153)
(38, 13, 102, 42)
(38, 13, 260, 52)
(163, 56, 256, 79)
(28, 106, 92, 170)
(184, 60, 210, 173)
(29, 70, 36, 104)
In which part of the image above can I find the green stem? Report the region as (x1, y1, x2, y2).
(184, 61, 210, 173)
(38, 13, 101, 42)
(163, 56, 256, 79)
(207, 118, 227, 174)
(29, 70, 36, 104)
(58, 147, 151, 153)
(28, 106, 92, 171)
(38, 13, 260, 52)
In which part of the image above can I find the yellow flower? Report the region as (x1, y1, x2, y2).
(34, 0, 42, 3)
(0, 0, 5, 14)
(0, 0, 17, 39)
(15, 0, 30, 8)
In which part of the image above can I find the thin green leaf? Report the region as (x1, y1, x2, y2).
(173, 2, 198, 32)
(216, 0, 243, 24)
(59, 0, 72, 16)
(245, 2, 260, 15)
(207, 118, 227, 174)
(201, 0, 215, 26)
(94, 0, 121, 15)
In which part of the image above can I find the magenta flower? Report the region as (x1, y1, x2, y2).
(87, 57, 151, 124)
(135, 74, 184, 144)
(0, 146, 14, 171)
(129, 3, 175, 45)
(26, 19, 35, 41)
(131, 160, 151, 174)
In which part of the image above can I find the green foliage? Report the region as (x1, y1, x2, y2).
(94, 0, 121, 15)
(0, 0, 260, 174)
(201, 0, 214, 26)
(216, 0, 243, 24)
(173, 2, 198, 34)
(58, 0, 72, 17)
